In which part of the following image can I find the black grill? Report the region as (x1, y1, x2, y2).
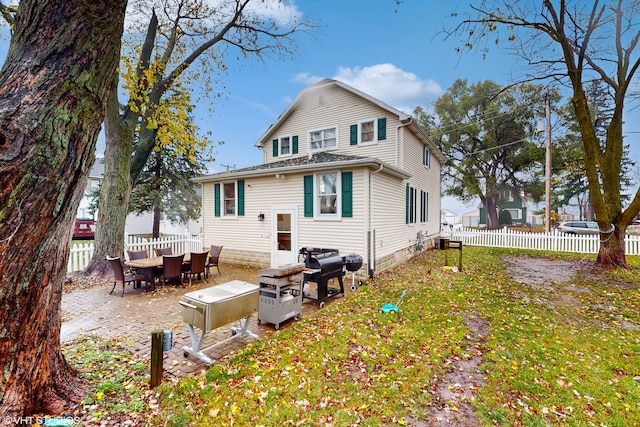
(343, 254, 363, 272)
(343, 253, 363, 291)
(300, 247, 345, 307)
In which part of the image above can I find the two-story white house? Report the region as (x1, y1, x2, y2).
(193, 79, 444, 277)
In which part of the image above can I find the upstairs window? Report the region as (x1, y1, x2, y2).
(272, 135, 298, 157)
(350, 117, 386, 145)
(309, 127, 337, 152)
(280, 136, 291, 156)
(359, 119, 376, 144)
(423, 146, 431, 168)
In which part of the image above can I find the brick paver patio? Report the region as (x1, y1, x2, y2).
(61, 263, 332, 379)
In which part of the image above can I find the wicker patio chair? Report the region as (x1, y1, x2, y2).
(183, 251, 209, 286)
(159, 254, 185, 291)
(106, 255, 148, 297)
(205, 245, 223, 278)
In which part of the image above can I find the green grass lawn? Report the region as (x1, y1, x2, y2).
(64, 247, 640, 426)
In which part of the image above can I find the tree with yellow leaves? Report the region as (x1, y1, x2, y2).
(87, 0, 312, 274)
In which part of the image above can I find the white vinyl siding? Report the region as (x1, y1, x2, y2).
(201, 170, 367, 266)
(299, 169, 365, 255)
(201, 80, 443, 273)
(402, 132, 441, 236)
(369, 172, 410, 260)
(263, 86, 401, 165)
(202, 176, 300, 257)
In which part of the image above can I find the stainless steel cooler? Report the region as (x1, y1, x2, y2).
(179, 280, 259, 364)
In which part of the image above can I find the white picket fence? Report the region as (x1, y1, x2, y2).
(67, 233, 203, 273)
(439, 227, 640, 256)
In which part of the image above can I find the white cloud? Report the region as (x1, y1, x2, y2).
(291, 72, 324, 85)
(125, 0, 304, 32)
(333, 64, 443, 113)
(247, 0, 303, 25)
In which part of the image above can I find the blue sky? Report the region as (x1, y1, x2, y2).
(189, 0, 640, 215)
(1, 1, 638, 215)
(192, 0, 534, 214)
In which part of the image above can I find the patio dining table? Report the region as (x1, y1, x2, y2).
(124, 253, 191, 289)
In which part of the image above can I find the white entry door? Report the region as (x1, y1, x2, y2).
(271, 206, 299, 267)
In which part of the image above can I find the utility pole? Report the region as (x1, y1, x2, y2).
(545, 94, 552, 232)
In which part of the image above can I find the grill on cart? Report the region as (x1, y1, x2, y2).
(300, 247, 345, 307)
(343, 253, 363, 291)
(257, 263, 305, 330)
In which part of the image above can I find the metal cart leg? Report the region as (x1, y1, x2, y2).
(182, 314, 258, 365)
(183, 324, 214, 364)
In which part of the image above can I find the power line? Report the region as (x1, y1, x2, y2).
(468, 138, 529, 155)
(429, 105, 531, 139)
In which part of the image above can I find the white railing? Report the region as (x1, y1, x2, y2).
(67, 233, 203, 274)
(440, 226, 640, 256)
(123, 233, 203, 259)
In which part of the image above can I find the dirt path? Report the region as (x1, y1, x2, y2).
(420, 314, 489, 426)
(411, 255, 596, 426)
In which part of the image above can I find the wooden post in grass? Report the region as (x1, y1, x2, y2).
(150, 329, 164, 387)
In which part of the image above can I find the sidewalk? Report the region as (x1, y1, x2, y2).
(61, 263, 332, 379)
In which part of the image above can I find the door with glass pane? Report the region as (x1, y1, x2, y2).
(271, 206, 298, 267)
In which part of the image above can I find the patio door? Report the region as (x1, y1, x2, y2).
(271, 206, 298, 267)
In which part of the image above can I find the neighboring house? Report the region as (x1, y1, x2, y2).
(559, 211, 576, 222)
(76, 156, 201, 236)
(193, 79, 444, 277)
(440, 209, 461, 228)
(76, 157, 104, 220)
(478, 191, 528, 226)
(461, 209, 480, 227)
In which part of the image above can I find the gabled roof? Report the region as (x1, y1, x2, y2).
(192, 152, 411, 183)
(254, 78, 445, 163)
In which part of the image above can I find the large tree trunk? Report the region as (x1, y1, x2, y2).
(597, 228, 627, 267)
(86, 83, 134, 276)
(485, 195, 500, 230)
(0, 0, 126, 422)
(152, 152, 162, 238)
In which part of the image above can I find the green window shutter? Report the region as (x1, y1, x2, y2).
(405, 184, 410, 224)
(272, 139, 279, 157)
(377, 118, 387, 140)
(304, 175, 313, 217)
(292, 135, 298, 154)
(214, 183, 221, 217)
(341, 172, 353, 218)
(350, 124, 358, 145)
(238, 180, 245, 216)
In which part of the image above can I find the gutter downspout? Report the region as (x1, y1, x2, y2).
(369, 165, 384, 278)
